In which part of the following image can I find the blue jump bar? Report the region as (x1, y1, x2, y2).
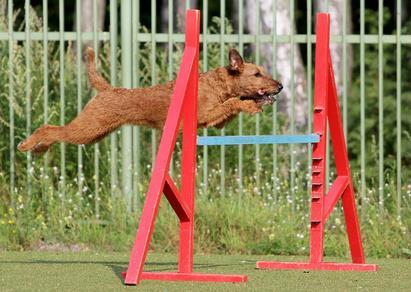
(197, 134, 320, 146)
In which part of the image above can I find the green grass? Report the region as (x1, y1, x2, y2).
(0, 252, 410, 291)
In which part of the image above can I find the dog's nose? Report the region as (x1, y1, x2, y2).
(278, 83, 283, 91)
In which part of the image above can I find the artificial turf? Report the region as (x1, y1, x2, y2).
(0, 252, 410, 291)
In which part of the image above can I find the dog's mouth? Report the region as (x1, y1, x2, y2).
(240, 89, 279, 106)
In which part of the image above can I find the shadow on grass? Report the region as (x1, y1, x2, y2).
(0, 258, 257, 283)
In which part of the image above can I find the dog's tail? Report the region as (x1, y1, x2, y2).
(86, 47, 111, 92)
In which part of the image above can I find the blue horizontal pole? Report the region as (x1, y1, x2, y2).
(197, 134, 320, 146)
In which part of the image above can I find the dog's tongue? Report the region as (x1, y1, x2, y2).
(258, 89, 265, 95)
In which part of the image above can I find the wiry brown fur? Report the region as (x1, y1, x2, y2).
(18, 48, 282, 154)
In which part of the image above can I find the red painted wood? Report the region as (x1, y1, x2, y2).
(323, 176, 349, 221)
(256, 261, 378, 272)
(124, 11, 375, 284)
(327, 58, 365, 264)
(257, 13, 376, 272)
(142, 272, 247, 282)
(178, 10, 200, 273)
(121, 271, 247, 283)
(124, 33, 198, 287)
(123, 10, 247, 285)
(163, 174, 191, 221)
(309, 13, 330, 264)
(327, 58, 351, 178)
(341, 185, 365, 263)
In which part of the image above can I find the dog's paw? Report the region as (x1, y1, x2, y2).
(32, 142, 50, 155)
(18, 138, 49, 155)
(17, 139, 32, 152)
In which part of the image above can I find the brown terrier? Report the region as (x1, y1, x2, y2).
(18, 48, 282, 154)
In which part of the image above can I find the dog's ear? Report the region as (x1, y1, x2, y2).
(228, 49, 244, 74)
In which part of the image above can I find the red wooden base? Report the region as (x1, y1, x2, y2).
(256, 261, 378, 272)
(121, 271, 247, 285)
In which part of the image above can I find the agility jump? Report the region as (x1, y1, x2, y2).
(122, 10, 377, 286)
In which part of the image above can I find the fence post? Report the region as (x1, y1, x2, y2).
(121, 0, 133, 212)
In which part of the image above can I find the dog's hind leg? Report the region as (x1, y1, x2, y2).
(18, 124, 65, 154)
(19, 96, 124, 154)
(19, 119, 120, 155)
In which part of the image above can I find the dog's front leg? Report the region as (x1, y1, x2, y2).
(236, 99, 263, 115)
(205, 98, 261, 128)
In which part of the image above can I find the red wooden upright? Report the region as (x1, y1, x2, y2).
(122, 10, 247, 285)
(256, 13, 378, 272)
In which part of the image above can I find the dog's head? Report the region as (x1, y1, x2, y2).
(227, 49, 283, 105)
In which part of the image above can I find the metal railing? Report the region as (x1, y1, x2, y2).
(0, 0, 408, 219)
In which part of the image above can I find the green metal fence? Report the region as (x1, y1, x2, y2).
(0, 0, 409, 220)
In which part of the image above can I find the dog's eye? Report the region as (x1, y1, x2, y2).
(254, 72, 262, 77)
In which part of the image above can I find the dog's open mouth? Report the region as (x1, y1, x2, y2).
(240, 89, 279, 106)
